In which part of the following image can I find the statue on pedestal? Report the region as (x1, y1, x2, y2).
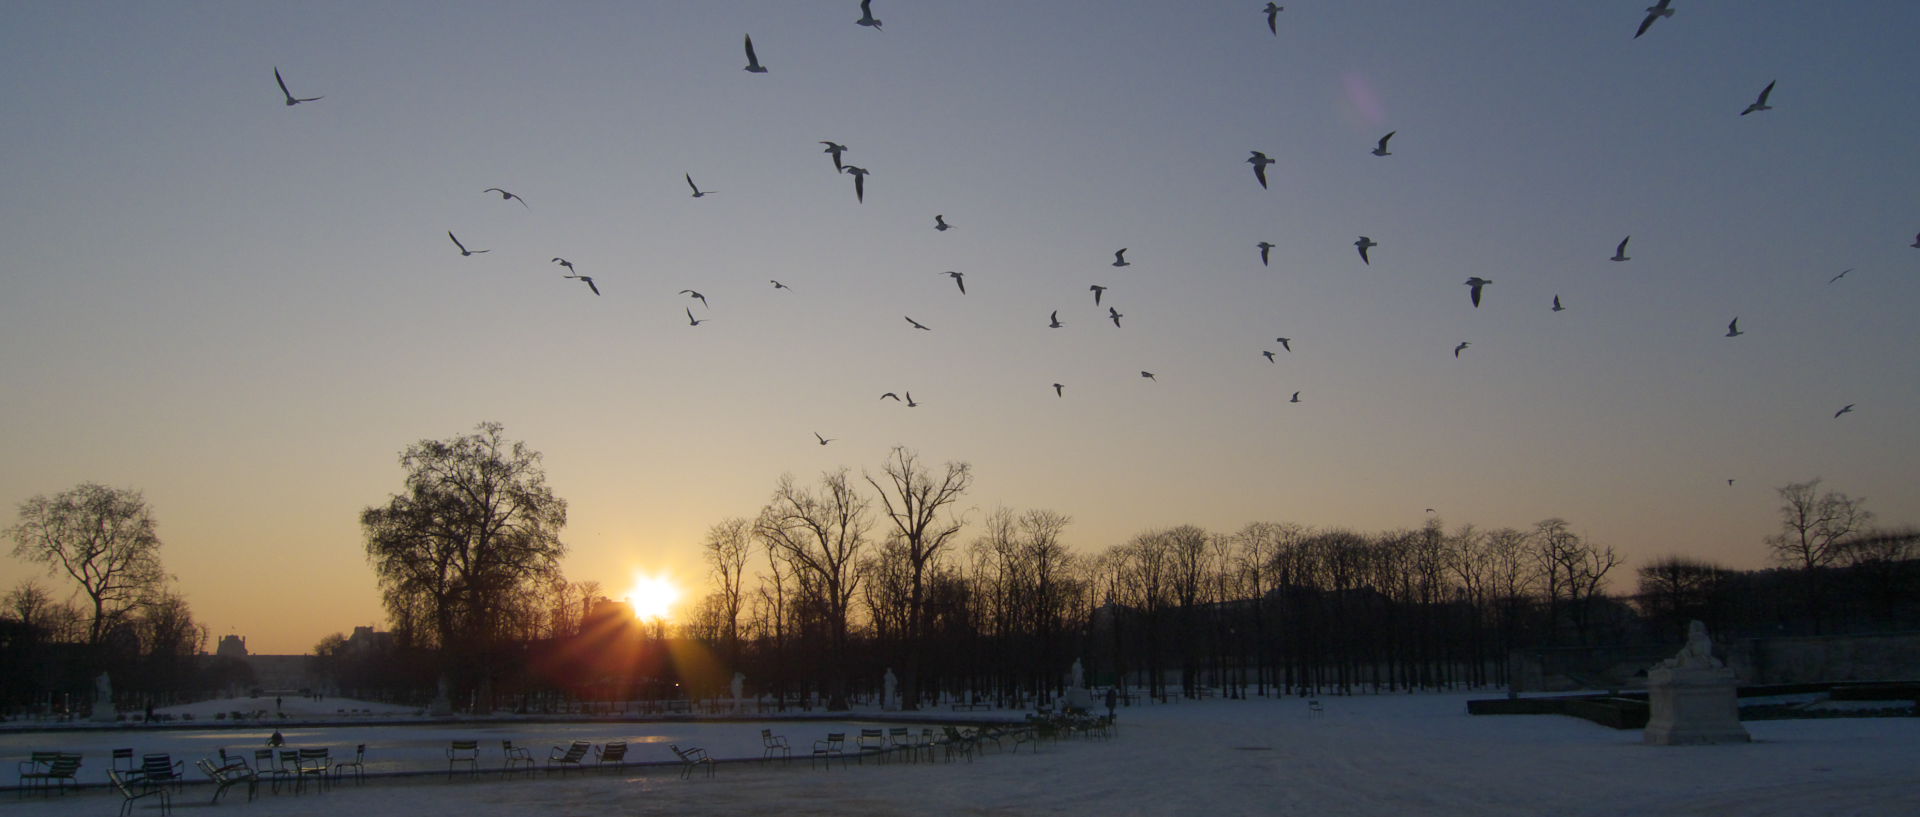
(1643, 620, 1748, 745)
(90, 673, 118, 722)
(882, 668, 898, 710)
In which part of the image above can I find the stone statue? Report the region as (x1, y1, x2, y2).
(95, 672, 112, 702)
(1660, 620, 1723, 670)
(882, 668, 898, 709)
(731, 672, 745, 701)
(1070, 658, 1085, 689)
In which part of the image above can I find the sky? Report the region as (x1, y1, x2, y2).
(2, 1, 1916, 655)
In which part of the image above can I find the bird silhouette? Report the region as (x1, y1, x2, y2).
(1247, 151, 1276, 189)
(880, 392, 901, 402)
(1049, 310, 1064, 329)
(1635, 0, 1675, 39)
(1828, 269, 1852, 284)
(1552, 295, 1565, 312)
(1464, 277, 1491, 308)
(856, 0, 883, 31)
(1355, 236, 1378, 265)
(815, 432, 834, 445)
(1612, 236, 1632, 262)
(1275, 337, 1291, 352)
(1108, 307, 1124, 328)
(1372, 131, 1395, 157)
(686, 173, 717, 198)
(1090, 285, 1108, 305)
(1257, 241, 1275, 266)
(743, 34, 769, 73)
(273, 67, 322, 106)
(1289, 391, 1301, 403)
(934, 214, 952, 231)
(820, 141, 848, 171)
(680, 290, 708, 308)
(1264, 3, 1284, 35)
(686, 307, 707, 326)
(1834, 404, 1855, 418)
(1140, 371, 1156, 381)
(1725, 317, 1743, 337)
(905, 316, 930, 331)
(843, 166, 869, 203)
(551, 258, 576, 274)
(568, 275, 599, 296)
(1262, 350, 1276, 363)
(1741, 80, 1775, 116)
(448, 232, 488, 256)
(771, 280, 790, 290)
(1113, 248, 1130, 267)
(483, 188, 528, 208)
(1053, 383, 1065, 397)
(1454, 341, 1470, 358)
(942, 271, 966, 294)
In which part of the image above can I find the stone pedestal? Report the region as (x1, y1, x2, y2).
(1643, 666, 1749, 745)
(1063, 687, 1094, 713)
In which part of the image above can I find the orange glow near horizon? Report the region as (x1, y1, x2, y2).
(623, 573, 682, 622)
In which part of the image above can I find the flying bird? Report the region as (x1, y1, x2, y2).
(1275, 337, 1291, 352)
(743, 34, 769, 73)
(1355, 236, 1378, 265)
(1552, 295, 1565, 312)
(1828, 268, 1852, 284)
(820, 141, 848, 171)
(1112, 248, 1130, 267)
(771, 280, 790, 290)
(1108, 307, 1123, 328)
(1725, 317, 1743, 337)
(448, 232, 488, 256)
(1257, 241, 1275, 266)
(1140, 371, 1156, 381)
(905, 316, 930, 331)
(1053, 383, 1065, 397)
(685, 307, 707, 326)
(483, 188, 528, 208)
(1910, 232, 1920, 249)
(843, 166, 869, 203)
(856, 0, 883, 30)
(1728, 479, 1735, 486)
(815, 432, 834, 445)
(551, 258, 576, 273)
(1262, 350, 1276, 363)
(942, 271, 966, 294)
(1264, 3, 1284, 35)
(1289, 391, 1300, 403)
(1741, 80, 1775, 116)
(881, 392, 900, 402)
(273, 67, 322, 106)
(680, 290, 709, 308)
(1247, 151, 1276, 189)
(1635, 0, 1675, 39)
(1048, 310, 1064, 329)
(1372, 131, 1395, 157)
(1454, 341, 1470, 358)
(1834, 404, 1854, 418)
(903, 392, 918, 407)
(1611, 236, 1632, 262)
(1090, 285, 1108, 305)
(686, 173, 716, 198)
(1464, 277, 1491, 308)
(568, 274, 599, 296)
(934, 214, 952, 231)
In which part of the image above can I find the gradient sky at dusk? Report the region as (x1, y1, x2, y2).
(3, 2, 1916, 653)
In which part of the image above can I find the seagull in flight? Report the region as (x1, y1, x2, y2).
(273, 67, 322, 106)
(820, 141, 848, 171)
(1275, 337, 1291, 352)
(1140, 371, 1156, 381)
(1828, 268, 1852, 284)
(1247, 151, 1276, 189)
(1264, 3, 1284, 35)
(1257, 241, 1275, 266)
(1053, 383, 1065, 397)
(1725, 317, 1742, 337)
(1611, 236, 1632, 262)
(685, 307, 707, 326)
(680, 290, 708, 308)
(1372, 131, 1395, 157)
(771, 280, 790, 290)
(1635, 0, 1675, 39)
(934, 214, 952, 231)
(815, 432, 834, 446)
(1552, 295, 1565, 312)
(1911, 232, 1920, 249)
(1454, 341, 1470, 358)
(856, 0, 883, 31)
(743, 34, 769, 73)
(1741, 80, 1776, 116)
(1262, 350, 1276, 363)
(905, 316, 930, 331)
(448, 232, 488, 256)
(1355, 236, 1378, 265)
(881, 392, 916, 406)
(551, 257, 576, 274)
(483, 188, 528, 208)
(1049, 310, 1064, 329)
(1108, 307, 1124, 328)
(1090, 285, 1108, 305)
(1727, 480, 1735, 486)
(686, 173, 717, 198)
(942, 271, 966, 294)
(1112, 248, 1130, 267)
(1834, 404, 1854, 418)
(567, 274, 600, 296)
(843, 166, 869, 203)
(1289, 391, 1301, 403)
(1464, 277, 1491, 308)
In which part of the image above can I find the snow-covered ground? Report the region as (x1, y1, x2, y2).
(7, 692, 1917, 816)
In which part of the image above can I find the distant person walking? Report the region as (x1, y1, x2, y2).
(1104, 687, 1117, 721)
(267, 729, 285, 747)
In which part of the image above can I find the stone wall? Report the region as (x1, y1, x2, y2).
(1729, 631, 1920, 685)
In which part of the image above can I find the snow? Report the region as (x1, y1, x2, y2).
(7, 693, 1917, 816)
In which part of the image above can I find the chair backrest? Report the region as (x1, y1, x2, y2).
(558, 740, 590, 761)
(600, 741, 627, 760)
(141, 753, 174, 777)
(50, 754, 83, 775)
(279, 750, 300, 770)
(112, 748, 134, 769)
(352, 744, 366, 762)
(254, 749, 275, 769)
(298, 748, 328, 763)
(449, 740, 478, 758)
(888, 727, 909, 741)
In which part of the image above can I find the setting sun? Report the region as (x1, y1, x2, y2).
(623, 573, 681, 621)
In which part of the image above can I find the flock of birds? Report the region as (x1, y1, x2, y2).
(264, 2, 1912, 451)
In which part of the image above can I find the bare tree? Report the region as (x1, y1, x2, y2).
(1766, 479, 1873, 571)
(864, 448, 971, 709)
(7, 483, 168, 645)
(754, 470, 871, 709)
(702, 517, 753, 665)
